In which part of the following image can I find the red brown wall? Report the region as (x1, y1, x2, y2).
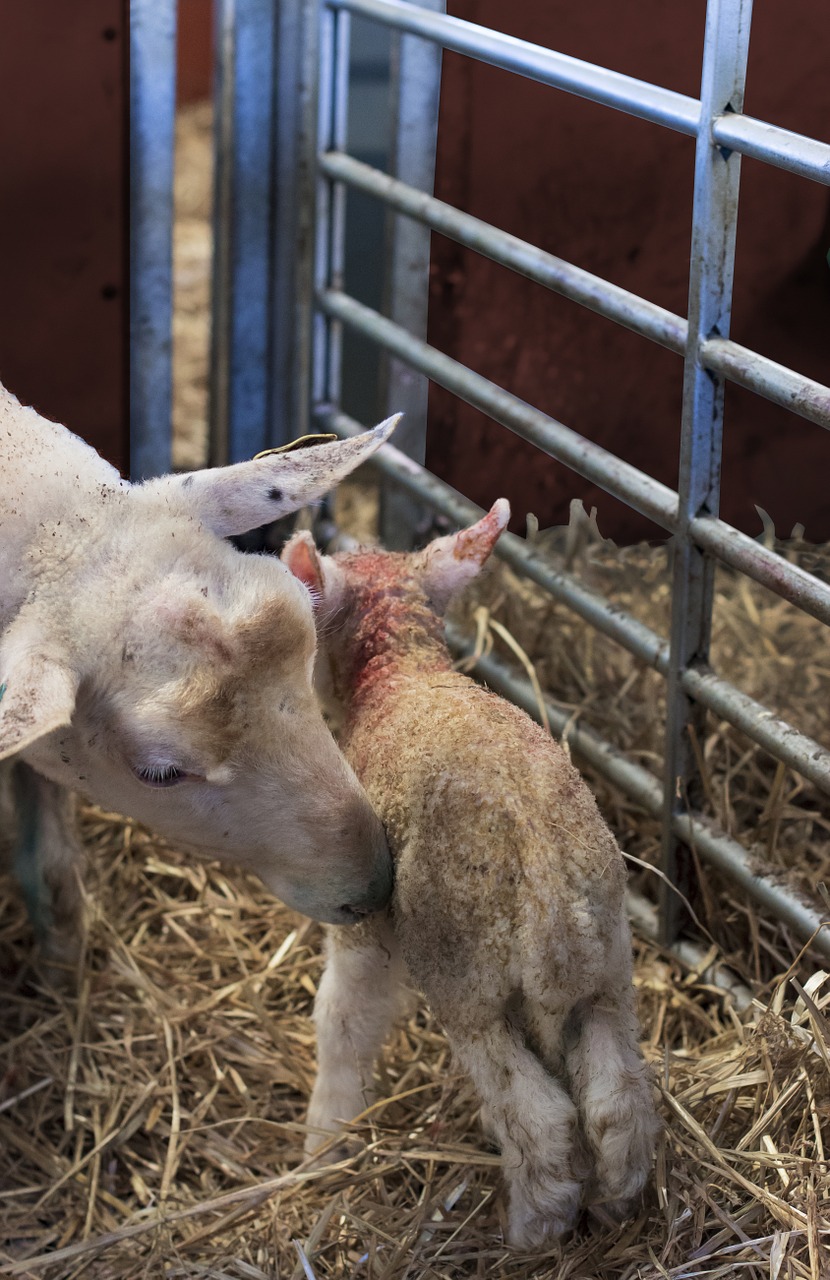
(427, 1, 830, 543)
(177, 0, 213, 103)
(0, 0, 128, 474)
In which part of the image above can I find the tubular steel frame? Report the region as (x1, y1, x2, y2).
(129, 0, 830, 962)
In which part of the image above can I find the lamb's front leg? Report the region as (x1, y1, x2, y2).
(11, 763, 84, 982)
(306, 915, 405, 1159)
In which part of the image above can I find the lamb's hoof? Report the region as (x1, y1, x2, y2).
(590, 1189, 645, 1223)
(507, 1179, 582, 1250)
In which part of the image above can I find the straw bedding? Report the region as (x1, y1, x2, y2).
(2, 104, 828, 1278)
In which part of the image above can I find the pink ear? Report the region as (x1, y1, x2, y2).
(281, 531, 325, 598)
(419, 499, 511, 611)
(452, 498, 511, 566)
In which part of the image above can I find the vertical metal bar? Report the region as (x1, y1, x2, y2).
(326, 8, 352, 403)
(660, 0, 753, 944)
(209, 0, 277, 465)
(270, 0, 320, 446)
(313, 1, 337, 408)
(379, 0, 445, 549)
(129, 0, 177, 480)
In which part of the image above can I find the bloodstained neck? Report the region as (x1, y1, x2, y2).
(337, 569, 452, 708)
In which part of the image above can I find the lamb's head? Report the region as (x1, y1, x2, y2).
(0, 422, 400, 924)
(282, 499, 511, 701)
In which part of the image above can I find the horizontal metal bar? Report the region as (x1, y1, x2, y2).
(321, 409, 830, 795)
(322, 155, 830, 434)
(319, 151, 688, 354)
(691, 516, 830, 627)
(331, 0, 830, 194)
(626, 892, 754, 1010)
(443, 623, 830, 963)
(701, 337, 830, 432)
(319, 405, 669, 663)
(318, 288, 680, 527)
(712, 112, 830, 186)
(319, 289, 830, 625)
(328, 0, 700, 136)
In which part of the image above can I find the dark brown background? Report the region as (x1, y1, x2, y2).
(0, 0, 128, 473)
(426, 0, 830, 542)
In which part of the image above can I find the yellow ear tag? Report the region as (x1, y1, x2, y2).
(253, 433, 338, 460)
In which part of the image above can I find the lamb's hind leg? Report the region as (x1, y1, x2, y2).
(306, 917, 405, 1159)
(566, 985, 659, 1215)
(448, 1009, 582, 1249)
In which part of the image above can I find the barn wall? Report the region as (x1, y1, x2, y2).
(426, 0, 830, 543)
(0, 0, 128, 474)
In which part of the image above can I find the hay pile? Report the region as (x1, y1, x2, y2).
(1, 800, 828, 1278)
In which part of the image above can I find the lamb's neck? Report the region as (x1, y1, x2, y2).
(343, 590, 453, 703)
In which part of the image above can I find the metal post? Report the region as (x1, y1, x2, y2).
(660, 0, 753, 945)
(379, 0, 445, 549)
(270, 0, 321, 446)
(312, 1, 338, 408)
(129, 0, 177, 480)
(210, 0, 278, 465)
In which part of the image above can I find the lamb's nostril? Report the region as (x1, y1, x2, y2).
(341, 902, 370, 919)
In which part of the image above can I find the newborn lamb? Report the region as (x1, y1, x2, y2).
(282, 501, 658, 1248)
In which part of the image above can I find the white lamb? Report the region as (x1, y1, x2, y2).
(283, 501, 659, 1248)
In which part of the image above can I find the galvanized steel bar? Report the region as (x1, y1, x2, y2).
(321, 152, 830, 437)
(319, 151, 688, 354)
(129, 0, 177, 480)
(319, 288, 680, 527)
(380, 0, 445, 549)
(321, 152, 830, 435)
(690, 516, 830, 625)
(328, 0, 700, 136)
(712, 113, 830, 186)
(270, 0, 320, 445)
(330, 0, 830, 190)
(701, 337, 830, 432)
(321, 409, 830, 795)
(319, 289, 830, 623)
(313, 2, 338, 407)
(660, 0, 753, 946)
(626, 893, 754, 1010)
(318, 405, 670, 665)
(326, 5, 352, 403)
(210, 0, 278, 464)
(444, 624, 830, 964)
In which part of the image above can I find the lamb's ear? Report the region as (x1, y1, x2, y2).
(152, 415, 400, 537)
(419, 499, 511, 612)
(0, 636, 79, 761)
(281, 531, 325, 597)
(281, 532, 346, 617)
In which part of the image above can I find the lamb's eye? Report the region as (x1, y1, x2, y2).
(134, 764, 187, 788)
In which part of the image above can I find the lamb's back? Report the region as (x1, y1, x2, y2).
(344, 671, 625, 1000)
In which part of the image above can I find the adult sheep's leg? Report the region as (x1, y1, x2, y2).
(306, 918, 405, 1159)
(447, 1011, 583, 1249)
(12, 763, 84, 979)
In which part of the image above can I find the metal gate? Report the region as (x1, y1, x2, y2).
(130, 0, 830, 966)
